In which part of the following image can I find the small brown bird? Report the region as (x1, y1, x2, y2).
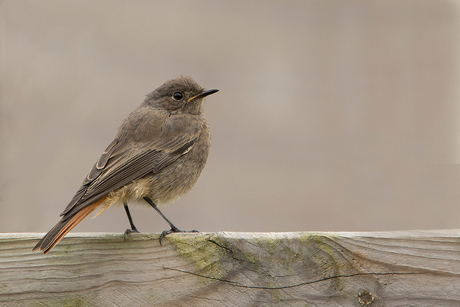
(33, 77, 218, 254)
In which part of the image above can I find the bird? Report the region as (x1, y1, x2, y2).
(33, 76, 218, 254)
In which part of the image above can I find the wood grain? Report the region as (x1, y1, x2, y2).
(1, 231, 460, 306)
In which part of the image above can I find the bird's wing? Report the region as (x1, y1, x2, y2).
(60, 126, 202, 219)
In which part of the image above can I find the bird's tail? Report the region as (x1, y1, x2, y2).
(32, 198, 105, 254)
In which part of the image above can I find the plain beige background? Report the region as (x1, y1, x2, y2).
(1, 1, 460, 234)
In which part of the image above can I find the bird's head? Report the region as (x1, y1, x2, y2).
(145, 76, 218, 115)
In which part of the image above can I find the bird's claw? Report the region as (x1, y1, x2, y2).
(158, 228, 199, 245)
(123, 228, 139, 241)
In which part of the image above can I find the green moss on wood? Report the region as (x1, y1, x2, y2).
(165, 233, 227, 285)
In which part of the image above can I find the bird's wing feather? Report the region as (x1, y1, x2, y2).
(60, 125, 201, 218)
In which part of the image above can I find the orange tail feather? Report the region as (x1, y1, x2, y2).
(33, 197, 106, 254)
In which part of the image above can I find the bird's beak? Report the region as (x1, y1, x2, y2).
(187, 89, 219, 103)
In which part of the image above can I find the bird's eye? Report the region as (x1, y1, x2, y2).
(172, 92, 184, 101)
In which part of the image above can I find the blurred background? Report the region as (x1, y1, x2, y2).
(1, 1, 460, 234)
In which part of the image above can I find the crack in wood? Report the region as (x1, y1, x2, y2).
(162, 266, 430, 290)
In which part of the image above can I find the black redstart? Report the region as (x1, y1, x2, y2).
(33, 77, 218, 254)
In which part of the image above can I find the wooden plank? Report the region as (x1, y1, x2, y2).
(1, 231, 460, 306)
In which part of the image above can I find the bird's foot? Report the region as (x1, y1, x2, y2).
(158, 226, 199, 245)
(123, 227, 140, 241)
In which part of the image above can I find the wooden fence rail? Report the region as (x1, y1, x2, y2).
(1, 230, 460, 306)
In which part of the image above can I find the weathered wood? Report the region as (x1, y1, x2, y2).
(1, 230, 460, 306)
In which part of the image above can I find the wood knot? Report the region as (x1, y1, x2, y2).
(357, 290, 375, 306)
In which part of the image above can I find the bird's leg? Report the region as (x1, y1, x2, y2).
(143, 197, 198, 245)
(123, 203, 139, 240)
